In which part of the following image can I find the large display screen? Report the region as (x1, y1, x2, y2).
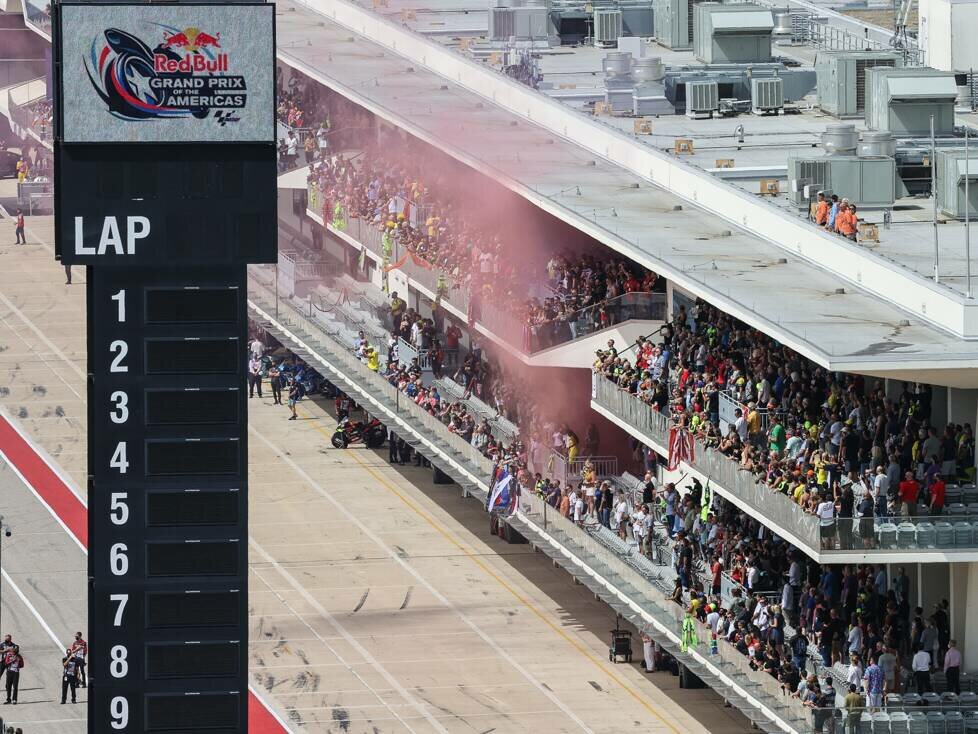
(57, 3, 275, 144)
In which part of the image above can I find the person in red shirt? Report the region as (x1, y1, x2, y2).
(899, 471, 920, 517)
(69, 632, 87, 688)
(14, 209, 25, 245)
(930, 473, 946, 516)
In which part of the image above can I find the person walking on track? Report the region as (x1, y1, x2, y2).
(13, 210, 25, 245)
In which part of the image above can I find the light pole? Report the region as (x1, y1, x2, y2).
(0, 517, 11, 638)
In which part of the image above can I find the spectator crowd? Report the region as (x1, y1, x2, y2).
(594, 299, 976, 538)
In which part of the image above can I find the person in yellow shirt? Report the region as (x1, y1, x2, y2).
(746, 403, 762, 445)
(366, 346, 379, 372)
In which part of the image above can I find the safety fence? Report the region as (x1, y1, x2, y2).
(545, 451, 620, 487)
(278, 250, 336, 297)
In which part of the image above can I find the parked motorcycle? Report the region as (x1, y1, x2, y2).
(331, 416, 386, 449)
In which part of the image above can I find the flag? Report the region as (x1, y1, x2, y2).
(487, 469, 513, 514)
(667, 425, 694, 472)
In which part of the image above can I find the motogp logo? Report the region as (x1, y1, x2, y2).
(84, 25, 247, 122)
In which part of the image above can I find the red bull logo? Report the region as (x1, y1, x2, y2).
(154, 53, 229, 73)
(155, 27, 228, 72)
(162, 27, 221, 52)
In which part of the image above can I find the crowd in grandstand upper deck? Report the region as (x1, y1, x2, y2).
(307, 146, 660, 336)
(594, 300, 977, 530)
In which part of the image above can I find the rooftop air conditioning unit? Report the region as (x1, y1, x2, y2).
(751, 77, 784, 114)
(489, 7, 516, 41)
(594, 9, 623, 47)
(686, 80, 718, 118)
(936, 149, 978, 220)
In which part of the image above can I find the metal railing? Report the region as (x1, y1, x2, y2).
(278, 249, 336, 297)
(545, 450, 619, 487)
(515, 291, 667, 353)
(802, 15, 924, 65)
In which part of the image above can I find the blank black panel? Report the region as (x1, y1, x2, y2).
(147, 489, 239, 526)
(235, 213, 261, 261)
(145, 338, 238, 374)
(146, 642, 239, 680)
(186, 161, 211, 199)
(145, 288, 239, 324)
(130, 162, 159, 200)
(145, 389, 239, 426)
(95, 161, 123, 199)
(146, 591, 240, 629)
(145, 439, 239, 476)
(145, 692, 239, 731)
(220, 161, 244, 199)
(147, 541, 239, 577)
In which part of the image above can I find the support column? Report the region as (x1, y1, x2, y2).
(948, 388, 978, 428)
(884, 379, 905, 402)
(962, 562, 978, 671)
(919, 562, 950, 615)
(948, 388, 978, 470)
(931, 385, 949, 430)
(951, 563, 969, 655)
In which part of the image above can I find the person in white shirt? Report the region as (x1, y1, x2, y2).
(573, 495, 585, 526)
(706, 605, 721, 635)
(250, 337, 264, 360)
(613, 495, 629, 537)
(846, 653, 864, 689)
(873, 467, 890, 513)
(734, 409, 748, 443)
(752, 599, 770, 632)
(632, 504, 649, 552)
(788, 558, 802, 588)
(912, 647, 932, 694)
(816, 496, 836, 549)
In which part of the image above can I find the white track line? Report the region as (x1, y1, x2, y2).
(2, 568, 64, 651)
(250, 539, 441, 734)
(251, 428, 595, 734)
(0, 291, 86, 382)
(0, 447, 87, 555)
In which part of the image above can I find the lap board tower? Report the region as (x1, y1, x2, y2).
(51, 2, 277, 731)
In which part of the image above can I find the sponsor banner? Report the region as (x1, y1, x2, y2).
(58, 3, 274, 143)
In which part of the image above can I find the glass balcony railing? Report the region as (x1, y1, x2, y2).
(591, 375, 978, 557)
(307, 181, 666, 354)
